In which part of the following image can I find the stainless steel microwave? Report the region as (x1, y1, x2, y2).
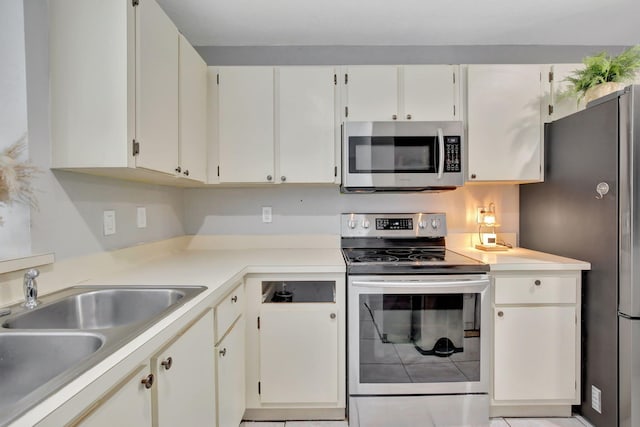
(341, 121, 465, 192)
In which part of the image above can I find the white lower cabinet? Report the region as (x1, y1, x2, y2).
(152, 309, 216, 426)
(259, 305, 338, 403)
(216, 315, 246, 427)
(72, 364, 153, 427)
(491, 272, 581, 417)
(244, 274, 346, 420)
(73, 309, 215, 426)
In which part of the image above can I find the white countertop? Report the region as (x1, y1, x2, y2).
(10, 237, 589, 425)
(451, 246, 591, 271)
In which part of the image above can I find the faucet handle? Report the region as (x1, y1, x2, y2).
(25, 268, 40, 280)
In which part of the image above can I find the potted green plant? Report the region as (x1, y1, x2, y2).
(566, 45, 640, 104)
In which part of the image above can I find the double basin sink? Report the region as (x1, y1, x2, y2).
(0, 285, 206, 426)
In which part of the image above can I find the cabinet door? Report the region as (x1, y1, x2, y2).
(153, 310, 215, 427)
(218, 67, 274, 183)
(346, 66, 398, 121)
(73, 364, 153, 427)
(467, 65, 543, 182)
(403, 65, 459, 121)
(278, 67, 336, 183)
(545, 64, 585, 122)
(217, 316, 246, 427)
(178, 34, 207, 182)
(135, 0, 179, 175)
(259, 305, 338, 403)
(494, 306, 576, 401)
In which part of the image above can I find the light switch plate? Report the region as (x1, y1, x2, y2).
(137, 207, 147, 228)
(262, 206, 272, 223)
(592, 385, 602, 413)
(103, 210, 116, 236)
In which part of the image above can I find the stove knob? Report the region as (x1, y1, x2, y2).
(362, 220, 371, 229)
(431, 219, 440, 229)
(418, 221, 427, 229)
(348, 220, 357, 229)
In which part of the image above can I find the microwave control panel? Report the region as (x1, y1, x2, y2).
(444, 136, 461, 173)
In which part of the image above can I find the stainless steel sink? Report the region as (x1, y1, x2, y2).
(0, 285, 206, 426)
(4, 288, 187, 329)
(0, 332, 104, 412)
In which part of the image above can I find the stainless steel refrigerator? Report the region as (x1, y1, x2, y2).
(520, 85, 639, 427)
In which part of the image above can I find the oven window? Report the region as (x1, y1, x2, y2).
(358, 293, 480, 384)
(349, 136, 437, 173)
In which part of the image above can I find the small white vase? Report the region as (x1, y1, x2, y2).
(583, 82, 626, 104)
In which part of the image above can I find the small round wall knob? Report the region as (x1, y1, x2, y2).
(141, 374, 154, 389)
(330, 313, 336, 319)
(161, 357, 173, 370)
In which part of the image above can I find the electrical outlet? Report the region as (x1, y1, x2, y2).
(262, 206, 272, 223)
(137, 207, 147, 228)
(103, 210, 116, 236)
(592, 385, 602, 413)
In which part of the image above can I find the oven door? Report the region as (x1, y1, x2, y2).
(342, 121, 464, 190)
(348, 274, 490, 396)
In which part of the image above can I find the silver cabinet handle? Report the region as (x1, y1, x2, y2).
(281, 176, 286, 182)
(267, 175, 273, 181)
(141, 374, 154, 389)
(161, 357, 173, 370)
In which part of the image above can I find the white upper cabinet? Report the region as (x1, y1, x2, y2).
(402, 65, 459, 121)
(218, 67, 275, 183)
(277, 67, 337, 183)
(178, 34, 207, 182)
(466, 64, 544, 182)
(545, 64, 585, 122)
(134, 0, 179, 175)
(344, 65, 459, 122)
(345, 66, 399, 121)
(50, 0, 206, 186)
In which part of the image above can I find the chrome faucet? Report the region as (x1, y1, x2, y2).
(23, 268, 40, 309)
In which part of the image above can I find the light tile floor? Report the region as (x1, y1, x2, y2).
(241, 416, 593, 427)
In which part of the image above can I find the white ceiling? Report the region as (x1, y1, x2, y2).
(157, 0, 640, 47)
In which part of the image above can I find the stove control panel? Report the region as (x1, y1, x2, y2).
(341, 213, 447, 238)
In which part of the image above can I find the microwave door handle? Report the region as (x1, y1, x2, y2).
(351, 279, 488, 288)
(437, 128, 445, 179)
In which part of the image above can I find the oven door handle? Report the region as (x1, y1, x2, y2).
(437, 127, 445, 179)
(351, 279, 488, 288)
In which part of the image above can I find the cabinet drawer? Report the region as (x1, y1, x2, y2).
(216, 283, 244, 341)
(494, 276, 577, 304)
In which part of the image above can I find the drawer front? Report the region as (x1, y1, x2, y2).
(494, 275, 577, 304)
(216, 282, 244, 341)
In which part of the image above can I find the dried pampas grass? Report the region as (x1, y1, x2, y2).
(0, 135, 39, 209)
